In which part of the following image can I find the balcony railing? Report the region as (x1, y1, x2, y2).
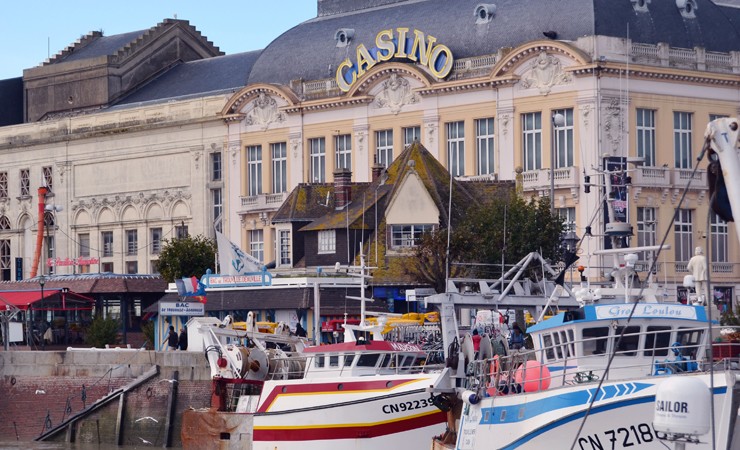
(632, 166, 670, 188)
(652, 261, 739, 281)
(239, 192, 288, 214)
(672, 169, 707, 190)
(522, 166, 580, 190)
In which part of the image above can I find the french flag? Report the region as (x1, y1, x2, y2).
(175, 276, 207, 303)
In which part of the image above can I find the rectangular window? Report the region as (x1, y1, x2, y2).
(45, 235, 55, 275)
(475, 118, 495, 175)
(637, 207, 656, 259)
(211, 152, 222, 181)
(674, 209, 693, 263)
(102, 231, 114, 257)
(175, 225, 188, 240)
(522, 112, 542, 171)
(710, 213, 728, 263)
(126, 261, 138, 274)
(271, 142, 287, 193)
(150, 260, 159, 275)
(335, 134, 352, 170)
(42, 166, 53, 191)
(212, 188, 223, 232)
(636, 109, 656, 166)
(403, 126, 421, 146)
(391, 224, 433, 248)
(556, 207, 576, 232)
(126, 229, 138, 256)
(151, 227, 163, 255)
(20, 169, 30, 197)
(553, 109, 574, 168)
(318, 230, 336, 254)
(102, 262, 114, 273)
(582, 327, 608, 355)
(309, 137, 326, 183)
(247, 145, 262, 196)
(79, 233, 90, 257)
(0, 239, 10, 281)
(279, 230, 291, 265)
(376, 130, 394, 169)
(0, 172, 7, 199)
(249, 229, 264, 263)
(446, 121, 465, 177)
(709, 114, 728, 122)
(644, 326, 671, 357)
(674, 112, 693, 169)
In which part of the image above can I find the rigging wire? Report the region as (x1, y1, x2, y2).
(569, 141, 710, 450)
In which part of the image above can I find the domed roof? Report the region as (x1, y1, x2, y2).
(247, 0, 740, 86)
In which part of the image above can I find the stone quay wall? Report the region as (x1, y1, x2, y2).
(0, 349, 214, 446)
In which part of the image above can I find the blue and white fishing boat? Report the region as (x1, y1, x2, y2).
(429, 117, 740, 449)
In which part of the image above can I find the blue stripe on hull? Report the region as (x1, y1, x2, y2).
(464, 385, 727, 449)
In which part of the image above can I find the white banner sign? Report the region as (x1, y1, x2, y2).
(594, 304, 697, 321)
(159, 301, 205, 316)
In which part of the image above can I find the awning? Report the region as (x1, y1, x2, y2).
(0, 289, 95, 311)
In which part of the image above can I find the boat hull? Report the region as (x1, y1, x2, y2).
(252, 373, 446, 450)
(457, 373, 731, 450)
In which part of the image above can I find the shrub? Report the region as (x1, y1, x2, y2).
(85, 314, 121, 348)
(141, 320, 155, 350)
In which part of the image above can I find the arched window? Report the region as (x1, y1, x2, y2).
(0, 216, 10, 230)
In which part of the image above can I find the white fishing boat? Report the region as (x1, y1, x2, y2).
(186, 252, 447, 450)
(428, 117, 740, 449)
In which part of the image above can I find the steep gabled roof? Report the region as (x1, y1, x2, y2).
(294, 141, 496, 232)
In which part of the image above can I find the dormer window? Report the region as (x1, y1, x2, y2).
(391, 224, 434, 248)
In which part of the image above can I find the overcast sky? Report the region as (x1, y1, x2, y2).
(0, 1, 317, 79)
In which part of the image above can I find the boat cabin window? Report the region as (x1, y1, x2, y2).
(676, 328, 703, 359)
(329, 355, 339, 367)
(344, 354, 356, 367)
(357, 353, 381, 367)
(614, 326, 640, 356)
(542, 334, 555, 360)
(582, 327, 608, 355)
(378, 353, 391, 368)
(644, 326, 672, 357)
(314, 354, 325, 368)
(554, 330, 575, 358)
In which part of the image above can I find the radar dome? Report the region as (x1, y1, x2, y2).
(653, 377, 710, 436)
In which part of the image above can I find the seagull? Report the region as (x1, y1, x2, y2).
(35, 389, 46, 395)
(135, 416, 159, 423)
(137, 437, 153, 445)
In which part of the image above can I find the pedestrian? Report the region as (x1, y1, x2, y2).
(177, 327, 188, 351)
(163, 325, 178, 351)
(509, 324, 525, 350)
(472, 329, 482, 352)
(294, 322, 307, 338)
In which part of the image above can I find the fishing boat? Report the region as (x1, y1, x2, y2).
(185, 252, 447, 450)
(429, 117, 740, 449)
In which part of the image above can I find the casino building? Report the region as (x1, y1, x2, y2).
(0, 0, 739, 312)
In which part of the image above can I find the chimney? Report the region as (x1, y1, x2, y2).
(371, 155, 384, 182)
(333, 167, 352, 209)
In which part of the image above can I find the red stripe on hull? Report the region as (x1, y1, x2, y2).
(256, 378, 423, 413)
(253, 410, 446, 441)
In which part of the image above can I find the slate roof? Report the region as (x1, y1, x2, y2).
(57, 30, 148, 63)
(275, 141, 513, 232)
(147, 286, 389, 315)
(247, 0, 740, 85)
(115, 51, 261, 106)
(0, 273, 167, 294)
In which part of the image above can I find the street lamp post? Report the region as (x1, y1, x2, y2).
(39, 275, 45, 347)
(550, 112, 566, 214)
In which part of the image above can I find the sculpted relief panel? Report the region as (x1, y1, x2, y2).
(373, 74, 420, 115)
(245, 93, 286, 130)
(518, 51, 573, 95)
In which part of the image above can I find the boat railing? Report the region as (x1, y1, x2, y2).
(261, 349, 445, 380)
(466, 325, 740, 395)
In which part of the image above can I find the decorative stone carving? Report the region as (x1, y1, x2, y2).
(520, 52, 572, 95)
(227, 142, 240, 166)
(193, 151, 202, 170)
(355, 130, 367, 153)
(246, 93, 286, 130)
(579, 104, 593, 128)
(499, 114, 511, 135)
(603, 98, 624, 153)
(425, 122, 437, 145)
(290, 138, 301, 159)
(374, 74, 420, 115)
